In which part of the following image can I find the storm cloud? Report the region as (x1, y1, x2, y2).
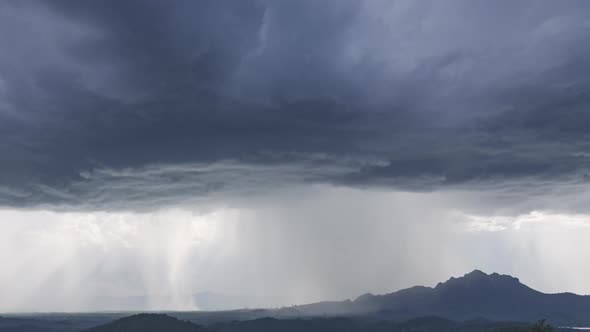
(1, 0, 590, 210)
(3, 1, 590, 313)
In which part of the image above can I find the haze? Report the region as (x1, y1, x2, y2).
(1, 0, 590, 312)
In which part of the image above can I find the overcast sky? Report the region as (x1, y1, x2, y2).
(1, 0, 590, 312)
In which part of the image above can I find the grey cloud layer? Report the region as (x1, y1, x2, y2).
(1, 0, 590, 208)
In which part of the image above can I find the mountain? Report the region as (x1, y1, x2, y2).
(3, 270, 587, 330)
(293, 270, 590, 325)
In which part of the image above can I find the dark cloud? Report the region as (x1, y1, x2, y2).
(1, 0, 590, 209)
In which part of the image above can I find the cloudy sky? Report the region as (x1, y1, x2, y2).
(2, 0, 590, 312)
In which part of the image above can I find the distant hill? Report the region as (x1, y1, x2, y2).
(292, 270, 590, 325)
(81, 314, 561, 332)
(83, 314, 209, 332)
(88, 291, 290, 311)
(63, 270, 590, 326)
(3, 270, 589, 330)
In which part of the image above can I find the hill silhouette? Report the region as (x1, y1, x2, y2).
(294, 270, 590, 325)
(83, 314, 209, 332)
(81, 314, 548, 332)
(1, 271, 587, 331)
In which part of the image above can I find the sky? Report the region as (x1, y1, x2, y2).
(1, 0, 590, 312)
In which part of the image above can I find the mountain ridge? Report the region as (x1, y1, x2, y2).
(291, 270, 590, 325)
